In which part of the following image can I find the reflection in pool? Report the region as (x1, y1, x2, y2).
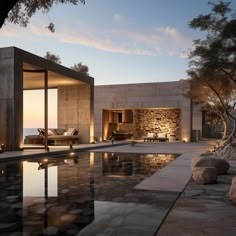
(0, 152, 178, 235)
(102, 153, 177, 177)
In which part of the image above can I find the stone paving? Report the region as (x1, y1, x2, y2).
(1, 140, 235, 235)
(157, 161, 236, 236)
(91, 141, 236, 236)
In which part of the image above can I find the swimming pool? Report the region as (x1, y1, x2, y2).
(0, 152, 179, 235)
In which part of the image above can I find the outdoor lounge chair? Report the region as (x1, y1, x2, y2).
(144, 132, 156, 142)
(24, 128, 79, 146)
(156, 133, 169, 142)
(144, 132, 169, 142)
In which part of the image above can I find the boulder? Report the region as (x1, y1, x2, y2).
(201, 152, 215, 157)
(192, 167, 217, 185)
(229, 176, 236, 204)
(191, 156, 203, 170)
(192, 156, 230, 175)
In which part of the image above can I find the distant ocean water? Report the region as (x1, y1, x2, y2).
(23, 128, 38, 138)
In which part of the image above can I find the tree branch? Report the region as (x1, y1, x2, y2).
(0, 0, 19, 28)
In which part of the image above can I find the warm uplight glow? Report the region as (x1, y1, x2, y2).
(182, 137, 188, 142)
(69, 152, 75, 157)
(90, 124, 95, 143)
(104, 153, 109, 159)
(90, 152, 94, 166)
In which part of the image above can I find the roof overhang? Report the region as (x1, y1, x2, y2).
(12, 47, 94, 90)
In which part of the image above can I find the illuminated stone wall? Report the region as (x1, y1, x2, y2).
(94, 81, 198, 142)
(134, 109, 181, 140)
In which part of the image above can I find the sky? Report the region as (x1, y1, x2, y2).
(1, 0, 235, 128)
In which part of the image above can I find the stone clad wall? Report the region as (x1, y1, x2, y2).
(134, 109, 180, 140)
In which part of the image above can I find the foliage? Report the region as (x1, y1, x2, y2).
(44, 51, 61, 64)
(189, 68, 236, 139)
(71, 62, 89, 75)
(0, 0, 85, 32)
(189, 1, 236, 83)
(188, 1, 236, 141)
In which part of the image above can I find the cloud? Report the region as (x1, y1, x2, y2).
(111, 26, 192, 57)
(54, 29, 156, 56)
(0, 21, 192, 58)
(0, 24, 19, 37)
(155, 26, 192, 54)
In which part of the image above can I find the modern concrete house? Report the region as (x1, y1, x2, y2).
(0, 47, 94, 151)
(94, 82, 202, 142)
(0, 46, 202, 151)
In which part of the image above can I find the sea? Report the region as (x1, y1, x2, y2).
(23, 128, 39, 139)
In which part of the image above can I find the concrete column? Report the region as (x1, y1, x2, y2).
(103, 110, 109, 140)
(94, 109, 103, 142)
(0, 47, 23, 151)
(192, 103, 202, 136)
(181, 97, 191, 142)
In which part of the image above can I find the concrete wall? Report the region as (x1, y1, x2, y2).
(192, 103, 202, 134)
(94, 81, 195, 142)
(58, 84, 94, 143)
(0, 46, 94, 150)
(0, 47, 23, 150)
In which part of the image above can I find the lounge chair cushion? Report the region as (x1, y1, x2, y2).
(147, 132, 155, 138)
(158, 133, 167, 138)
(56, 128, 66, 135)
(67, 128, 79, 136)
(48, 129, 58, 136)
(38, 128, 77, 136)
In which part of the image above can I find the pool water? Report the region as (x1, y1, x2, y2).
(0, 152, 179, 235)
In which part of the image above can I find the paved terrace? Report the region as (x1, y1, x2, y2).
(1, 140, 236, 235)
(90, 141, 236, 236)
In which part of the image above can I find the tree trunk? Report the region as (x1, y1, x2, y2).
(222, 119, 228, 140)
(0, 0, 19, 28)
(225, 118, 236, 144)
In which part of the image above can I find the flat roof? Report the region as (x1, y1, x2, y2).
(1, 47, 94, 90)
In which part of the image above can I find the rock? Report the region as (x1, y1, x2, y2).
(192, 156, 230, 175)
(192, 167, 217, 184)
(200, 152, 215, 157)
(191, 156, 203, 170)
(229, 176, 236, 204)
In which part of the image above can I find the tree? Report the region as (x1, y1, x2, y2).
(71, 62, 89, 75)
(0, 0, 85, 32)
(44, 51, 61, 64)
(189, 69, 236, 140)
(189, 1, 236, 85)
(188, 1, 236, 144)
